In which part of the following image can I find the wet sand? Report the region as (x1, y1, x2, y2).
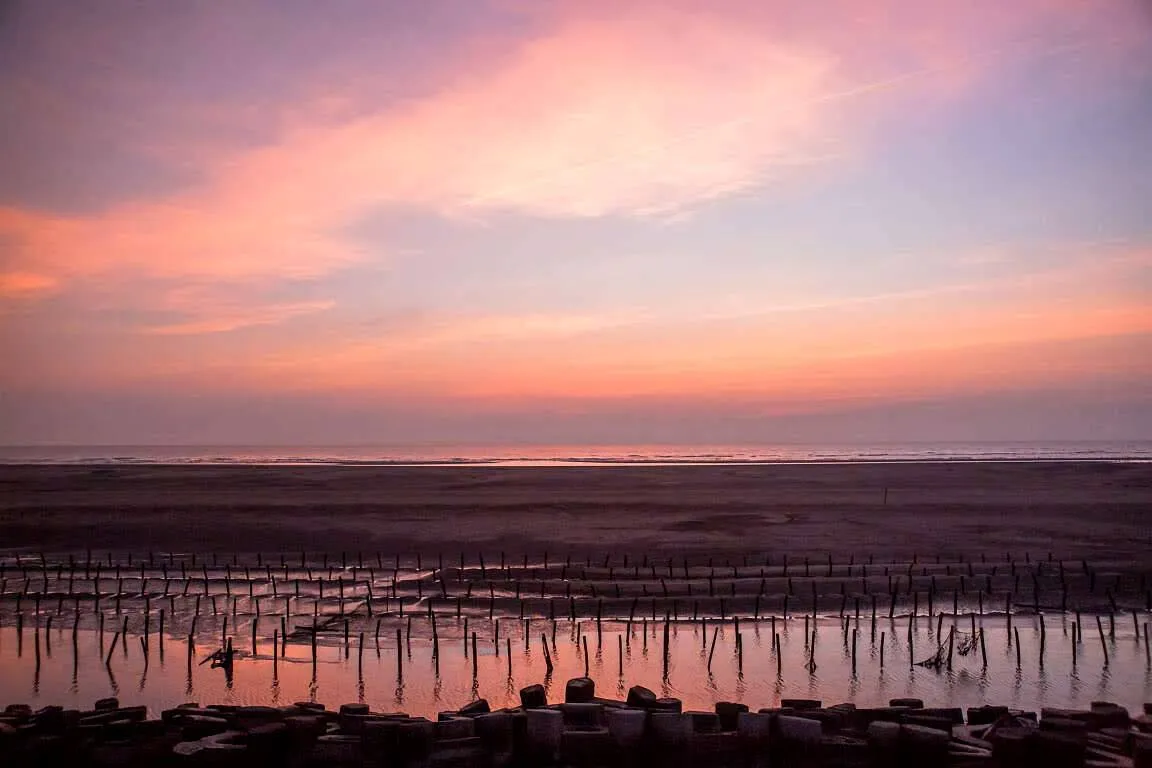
(1, 462, 1150, 564)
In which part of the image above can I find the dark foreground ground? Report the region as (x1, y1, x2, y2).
(1, 462, 1150, 564)
(2, 683, 1150, 767)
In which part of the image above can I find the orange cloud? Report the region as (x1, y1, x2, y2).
(0, 270, 58, 299)
(2, 0, 1135, 299)
(141, 300, 335, 336)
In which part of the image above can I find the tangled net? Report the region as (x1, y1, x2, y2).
(915, 629, 982, 669)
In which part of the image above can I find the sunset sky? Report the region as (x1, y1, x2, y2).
(1, 0, 1150, 445)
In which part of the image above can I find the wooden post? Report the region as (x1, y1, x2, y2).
(851, 628, 857, 675)
(542, 634, 553, 673)
(662, 615, 671, 679)
(311, 619, 318, 672)
(707, 627, 719, 671)
(880, 631, 885, 668)
(1096, 615, 1109, 667)
(1039, 616, 1046, 668)
(582, 635, 590, 677)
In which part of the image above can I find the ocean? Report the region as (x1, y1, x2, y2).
(0, 441, 1148, 465)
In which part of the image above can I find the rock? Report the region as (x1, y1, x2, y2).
(94, 698, 120, 711)
(900, 723, 950, 762)
(1091, 702, 1130, 730)
(626, 685, 657, 709)
(396, 719, 435, 764)
(4, 704, 32, 719)
(311, 733, 363, 765)
(235, 706, 283, 730)
(715, 701, 748, 731)
(900, 714, 955, 733)
(1135, 733, 1152, 768)
(524, 708, 562, 758)
(435, 717, 474, 740)
(737, 711, 772, 745)
(867, 720, 901, 750)
(430, 736, 485, 764)
(777, 715, 822, 744)
(560, 703, 604, 729)
(781, 699, 822, 710)
(362, 719, 402, 760)
(687, 711, 720, 733)
(179, 715, 231, 740)
(32, 706, 66, 732)
(649, 713, 692, 748)
(561, 727, 612, 764)
(890, 698, 924, 708)
(246, 722, 290, 757)
(607, 708, 647, 748)
(850, 707, 909, 730)
(473, 712, 514, 756)
(915, 707, 964, 724)
(652, 697, 683, 713)
(968, 705, 1009, 725)
(457, 698, 490, 716)
(1042, 717, 1089, 735)
(79, 707, 148, 726)
(1043, 708, 1094, 724)
(1028, 730, 1089, 768)
(565, 677, 596, 704)
(793, 708, 847, 732)
(293, 701, 326, 712)
(819, 734, 869, 764)
(901, 723, 950, 747)
(520, 684, 547, 709)
(692, 731, 741, 762)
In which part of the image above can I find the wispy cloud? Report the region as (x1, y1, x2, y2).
(0, 270, 58, 300)
(141, 300, 335, 336)
(1, 0, 1137, 303)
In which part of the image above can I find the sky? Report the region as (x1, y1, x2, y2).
(1, 0, 1151, 446)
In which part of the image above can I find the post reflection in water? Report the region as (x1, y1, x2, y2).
(0, 614, 1150, 715)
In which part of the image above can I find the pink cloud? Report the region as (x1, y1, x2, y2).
(0, 270, 58, 300)
(0, 0, 1141, 304)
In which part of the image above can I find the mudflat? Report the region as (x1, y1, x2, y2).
(1, 462, 1149, 563)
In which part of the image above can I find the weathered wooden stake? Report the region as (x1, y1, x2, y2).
(1096, 615, 1109, 667)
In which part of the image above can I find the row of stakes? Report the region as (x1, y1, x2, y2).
(9, 598, 1152, 704)
(3, 550, 1151, 699)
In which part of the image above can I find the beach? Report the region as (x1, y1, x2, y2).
(2, 462, 1149, 565)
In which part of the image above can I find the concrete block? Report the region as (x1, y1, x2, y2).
(560, 703, 604, 729)
(777, 715, 822, 744)
(607, 708, 646, 748)
(525, 708, 562, 756)
(565, 677, 596, 703)
(520, 684, 547, 709)
(626, 685, 657, 709)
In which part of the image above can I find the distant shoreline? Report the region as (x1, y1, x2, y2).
(3, 461, 1150, 564)
(1, 457, 1150, 468)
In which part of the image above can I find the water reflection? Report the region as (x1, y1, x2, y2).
(0, 616, 1149, 717)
